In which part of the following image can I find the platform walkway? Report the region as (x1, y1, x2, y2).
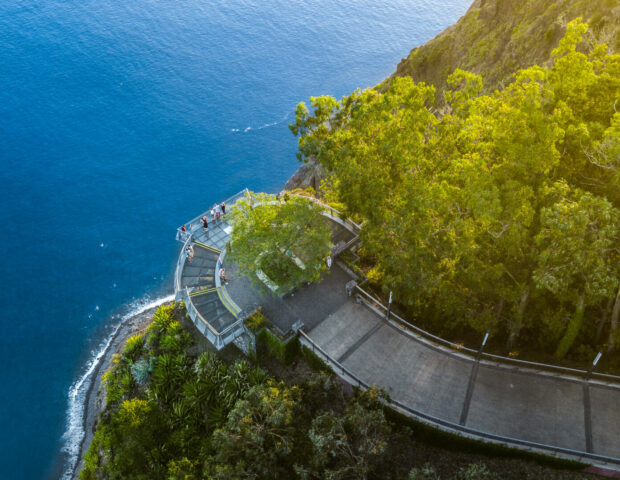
(306, 300, 620, 461)
(176, 190, 359, 345)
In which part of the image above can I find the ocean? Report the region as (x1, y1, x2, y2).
(0, 1, 471, 478)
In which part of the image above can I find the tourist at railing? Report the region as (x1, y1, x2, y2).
(185, 244, 194, 262)
(177, 224, 192, 242)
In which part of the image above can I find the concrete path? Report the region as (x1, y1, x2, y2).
(307, 300, 620, 460)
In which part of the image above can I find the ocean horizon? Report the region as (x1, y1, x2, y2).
(0, 1, 471, 478)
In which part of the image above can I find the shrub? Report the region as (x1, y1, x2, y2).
(131, 358, 151, 386)
(244, 308, 268, 333)
(123, 334, 144, 361)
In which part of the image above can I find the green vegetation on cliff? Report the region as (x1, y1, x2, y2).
(291, 21, 620, 364)
(80, 304, 399, 479)
(394, 0, 619, 97)
(81, 305, 591, 479)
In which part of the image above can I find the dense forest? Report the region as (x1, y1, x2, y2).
(291, 21, 620, 362)
(81, 305, 401, 479)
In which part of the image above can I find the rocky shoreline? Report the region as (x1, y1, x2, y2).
(71, 303, 170, 480)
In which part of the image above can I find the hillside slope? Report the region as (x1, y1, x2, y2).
(394, 0, 619, 93)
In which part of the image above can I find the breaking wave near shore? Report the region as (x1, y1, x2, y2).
(60, 293, 175, 480)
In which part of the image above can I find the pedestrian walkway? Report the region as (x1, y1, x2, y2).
(307, 300, 620, 461)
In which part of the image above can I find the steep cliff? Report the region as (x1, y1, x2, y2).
(393, 0, 619, 94)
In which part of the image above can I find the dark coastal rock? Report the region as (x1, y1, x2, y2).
(284, 156, 325, 192)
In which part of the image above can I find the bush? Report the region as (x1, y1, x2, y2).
(131, 358, 152, 386)
(123, 334, 145, 361)
(244, 308, 268, 333)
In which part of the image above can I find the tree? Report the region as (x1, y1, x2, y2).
(299, 388, 391, 480)
(206, 381, 299, 479)
(533, 182, 619, 358)
(227, 191, 333, 295)
(289, 21, 620, 358)
(105, 398, 168, 477)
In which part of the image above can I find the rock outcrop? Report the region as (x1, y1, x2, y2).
(283, 156, 326, 192)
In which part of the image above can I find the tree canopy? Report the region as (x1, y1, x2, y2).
(290, 20, 620, 360)
(227, 191, 333, 295)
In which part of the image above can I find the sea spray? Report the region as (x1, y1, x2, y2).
(60, 293, 175, 480)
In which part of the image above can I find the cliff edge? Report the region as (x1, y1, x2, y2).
(393, 0, 619, 94)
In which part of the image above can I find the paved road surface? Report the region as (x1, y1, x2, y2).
(307, 300, 620, 460)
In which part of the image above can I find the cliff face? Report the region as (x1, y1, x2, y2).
(284, 156, 325, 192)
(394, 0, 620, 94)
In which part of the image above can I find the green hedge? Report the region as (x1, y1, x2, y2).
(244, 308, 268, 333)
(256, 328, 300, 365)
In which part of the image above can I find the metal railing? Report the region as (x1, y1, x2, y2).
(175, 227, 244, 349)
(354, 286, 620, 384)
(179, 283, 245, 350)
(298, 330, 620, 466)
(176, 188, 249, 242)
(175, 234, 192, 296)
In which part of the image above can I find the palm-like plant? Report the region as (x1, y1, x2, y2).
(131, 358, 151, 386)
(151, 353, 188, 405)
(171, 399, 192, 429)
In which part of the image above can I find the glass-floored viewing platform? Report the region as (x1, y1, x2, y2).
(174, 189, 360, 350)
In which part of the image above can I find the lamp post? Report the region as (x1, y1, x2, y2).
(585, 351, 602, 382)
(386, 291, 393, 321)
(477, 331, 490, 361)
(459, 330, 490, 425)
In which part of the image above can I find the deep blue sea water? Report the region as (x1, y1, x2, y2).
(0, 1, 471, 478)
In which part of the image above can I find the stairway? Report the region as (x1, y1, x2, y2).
(180, 242, 238, 334)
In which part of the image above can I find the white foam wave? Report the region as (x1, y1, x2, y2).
(60, 293, 175, 480)
(231, 111, 292, 134)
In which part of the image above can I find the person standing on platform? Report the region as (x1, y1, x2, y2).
(201, 216, 209, 235)
(215, 203, 222, 222)
(185, 244, 194, 262)
(220, 201, 226, 216)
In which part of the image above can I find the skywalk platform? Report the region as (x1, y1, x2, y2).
(174, 190, 360, 348)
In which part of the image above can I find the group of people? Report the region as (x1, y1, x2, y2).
(198, 201, 227, 235)
(179, 201, 227, 239)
